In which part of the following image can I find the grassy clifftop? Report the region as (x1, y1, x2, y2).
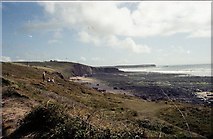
(1, 62, 212, 138)
(17, 61, 121, 77)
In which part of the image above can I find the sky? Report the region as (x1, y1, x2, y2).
(1, 1, 211, 66)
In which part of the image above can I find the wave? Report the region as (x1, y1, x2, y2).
(119, 64, 212, 77)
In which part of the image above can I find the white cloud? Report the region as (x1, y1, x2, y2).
(78, 32, 150, 53)
(0, 56, 11, 62)
(106, 35, 151, 53)
(131, 1, 211, 37)
(78, 31, 100, 46)
(37, 2, 210, 53)
(80, 56, 86, 62)
(186, 50, 191, 54)
(39, 2, 210, 37)
(187, 29, 210, 38)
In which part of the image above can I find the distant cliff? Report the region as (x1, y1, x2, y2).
(72, 63, 121, 76)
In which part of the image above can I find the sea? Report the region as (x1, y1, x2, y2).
(118, 64, 212, 77)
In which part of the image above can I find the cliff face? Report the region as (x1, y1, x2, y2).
(72, 64, 93, 76)
(93, 67, 121, 73)
(16, 61, 122, 77)
(17, 61, 122, 77)
(72, 64, 122, 76)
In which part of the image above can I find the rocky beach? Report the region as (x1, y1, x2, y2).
(88, 71, 212, 105)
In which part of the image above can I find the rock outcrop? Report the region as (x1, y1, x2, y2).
(72, 63, 122, 76)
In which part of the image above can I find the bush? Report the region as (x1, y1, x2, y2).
(161, 126, 174, 134)
(127, 110, 138, 117)
(2, 88, 28, 99)
(7, 103, 147, 139)
(136, 119, 174, 134)
(1, 77, 11, 86)
(137, 119, 159, 131)
(7, 103, 69, 138)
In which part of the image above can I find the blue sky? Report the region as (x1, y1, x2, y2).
(2, 1, 211, 66)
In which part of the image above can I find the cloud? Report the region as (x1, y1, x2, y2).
(106, 35, 151, 53)
(131, 2, 211, 37)
(39, 2, 210, 37)
(187, 29, 210, 38)
(78, 31, 100, 46)
(78, 31, 150, 53)
(0, 56, 11, 62)
(80, 56, 86, 62)
(37, 2, 210, 53)
(186, 50, 190, 54)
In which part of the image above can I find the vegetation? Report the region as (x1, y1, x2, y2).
(158, 106, 213, 138)
(7, 103, 150, 139)
(1, 62, 212, 138)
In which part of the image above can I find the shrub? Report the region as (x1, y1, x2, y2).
(1, 77, 11, 86)
(127, 110, 138, 117)
(7, 103, 150, 138)
(161, 126, 174, 134)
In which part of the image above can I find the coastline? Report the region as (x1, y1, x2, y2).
(118, 63, 212, 77)
(85, 71, 212, 105)
(70, 76, 133, 96)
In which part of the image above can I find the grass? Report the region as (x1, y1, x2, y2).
(158, 105, 212, 138)
(2, 62, 212, 138)
(8, 103, 149, 139)
(14, 61, 80, 77)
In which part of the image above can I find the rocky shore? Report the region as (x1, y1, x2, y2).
(91, 72, 212, 105)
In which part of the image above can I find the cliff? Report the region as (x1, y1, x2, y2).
(17, 61, 122, 77)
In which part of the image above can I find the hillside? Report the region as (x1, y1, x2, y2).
(17, 61, 121, 78)
(1, 62, 212, 138)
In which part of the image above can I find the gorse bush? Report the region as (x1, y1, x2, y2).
(8, 103, 147, 139)
(7, 103, 69, 138)
(136, 119, 174, 134)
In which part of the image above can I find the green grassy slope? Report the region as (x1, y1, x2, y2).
(15, 61, 86, 77)
(17, 61, 121, 78)
(1, 62, 212, 138)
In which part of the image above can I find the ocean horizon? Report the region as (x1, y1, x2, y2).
(118, 63, 212, 77)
